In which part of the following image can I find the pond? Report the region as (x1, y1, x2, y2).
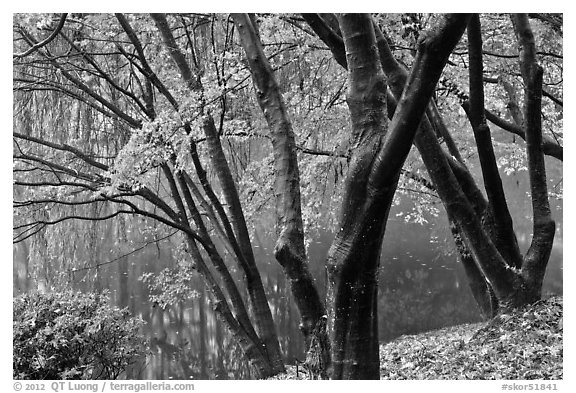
(13, 160, 563, 380)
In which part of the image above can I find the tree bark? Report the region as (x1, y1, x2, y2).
(512, 14, 556, 302)
(374, 15, 513, 313)
(233, 14, 326, 345)
(326, 14, 388, 380)
(326, 13, 469, 379)
(151, 13, 284, 373)
(467, 14, 523, 269)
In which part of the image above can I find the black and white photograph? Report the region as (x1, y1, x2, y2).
(10, 7, 565, 388)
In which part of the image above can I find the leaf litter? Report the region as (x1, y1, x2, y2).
(380, 296, 562, 379)
(271, 296, 562, 380)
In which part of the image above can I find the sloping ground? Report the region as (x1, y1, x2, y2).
(380, 296, 562, 379)
(272, 296, 562, 380)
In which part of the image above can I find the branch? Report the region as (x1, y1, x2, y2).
(294, 144, 435, 192)
(542, 89, 563, 107)
(301, 14, 347, 68)
(15, 152, 103, 184)
(15, 197, 113, 208)
(14, 132, 109, 171)
(14, 77, 128, 123)
(115, 13, 179, 109)
(14, 13, 68, 58)
(57, 31, 154, 119)
(69, 230, 178, 272)
(483, 107, 562, 161)
(14, 210, 132, 243)
(18, 28, 142, 129)
(14, 180, 97, 190)
(150, 13, 201, 91)
(484, 76, 563, 107)
(528, 13, 562, 36)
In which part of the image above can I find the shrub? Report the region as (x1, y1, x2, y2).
(13, 291, 147, 380)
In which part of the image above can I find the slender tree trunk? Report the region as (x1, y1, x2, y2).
(233, 13, 325, 345)
(201, 116, 285, 372)
(214, 310, 226, 379)
(512, 14, 556, 303)
(116, 215, 130, 309)
(449, 220, 496, 317)
(185, 235, 274, 378)
(159, 162, 274, 377)
(467, 14, 523, 269)
(150, 14, 284, 374)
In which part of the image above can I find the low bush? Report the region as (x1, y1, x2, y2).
(13, 291, 147, 380)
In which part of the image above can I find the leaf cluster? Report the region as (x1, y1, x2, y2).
(140, 246, 200, 310)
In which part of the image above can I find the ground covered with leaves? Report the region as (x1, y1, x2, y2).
(273, 296, 562, 380)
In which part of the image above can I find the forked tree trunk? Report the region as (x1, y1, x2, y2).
(326, 14, 470, 379)
(380, 14, 554, 312)
(375, 17, 507, 317)
(306, 13, 499, 318)
(325, 14, 390, 379)
(307, 13, 556, 315)
(467, 14, 524, 270)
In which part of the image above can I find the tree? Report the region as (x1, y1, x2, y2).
(295, 13, 469, 379)
(13, 13, 562, 379)
(306, 12, 562, 315)
(14, 13, 284, 378)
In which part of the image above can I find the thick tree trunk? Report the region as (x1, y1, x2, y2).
(325, 14, 389, 380)
(326, 13, 470, 379)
